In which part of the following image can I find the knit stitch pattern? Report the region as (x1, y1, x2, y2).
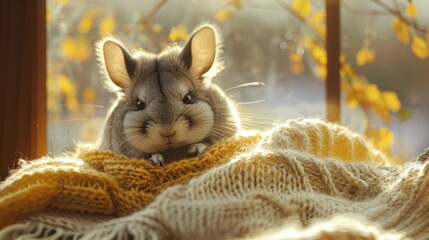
(0, 130, 261, 227)
(0, 118, 428, 239)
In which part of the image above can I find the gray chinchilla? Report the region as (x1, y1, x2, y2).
(96, 24, 240, 166)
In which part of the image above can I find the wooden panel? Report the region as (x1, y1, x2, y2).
(0, 1, 46, 179)
(326, 0, 341, 123)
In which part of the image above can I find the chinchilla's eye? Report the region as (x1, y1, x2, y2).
(183, 93, 193, 104)
(136, 99, 145, 110)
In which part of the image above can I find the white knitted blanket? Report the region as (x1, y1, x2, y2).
(1, 119, 429, 240)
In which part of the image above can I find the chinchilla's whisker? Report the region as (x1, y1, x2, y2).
(236, 99, 267, 105)
(224, 81, 265, 92)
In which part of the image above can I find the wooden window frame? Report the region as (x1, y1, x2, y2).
(0, 1, 47, 179)
(326, 0, 341, 123)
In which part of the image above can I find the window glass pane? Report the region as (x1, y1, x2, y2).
(340, 0, 429, 158)
(47, 0, 429, 159)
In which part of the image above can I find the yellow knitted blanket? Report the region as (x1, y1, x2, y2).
(0, 119, 428, 239)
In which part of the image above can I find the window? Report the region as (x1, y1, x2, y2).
(47, 0, 429, 160)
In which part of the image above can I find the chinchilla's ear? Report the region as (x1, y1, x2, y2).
(96, 37, 137, 90)
(180, 24, 223, 81)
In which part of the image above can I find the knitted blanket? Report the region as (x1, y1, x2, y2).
(0, 119, 428, 239)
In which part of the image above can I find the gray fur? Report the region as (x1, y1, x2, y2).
(97, 24, 240, 165)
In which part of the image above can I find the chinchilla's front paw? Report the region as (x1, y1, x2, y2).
(187, 143, 208, 157)
(149, 153, 166, 166)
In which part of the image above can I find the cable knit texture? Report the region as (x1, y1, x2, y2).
(0, 118, 428, 240)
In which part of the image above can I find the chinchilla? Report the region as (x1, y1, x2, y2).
(96, 24, 240, 166)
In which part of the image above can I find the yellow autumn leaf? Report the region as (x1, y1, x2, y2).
(310, 12, 326, 38)
(361, 83, 398, 122)
(350, 79, 368, 107)
(407, 2, 417, 18)
(392, 17, 410, 44)
(364, 84, 381, 103)
(340, 78, 350, 91)
(372, 104, 392, 122)
(346, 93, 358, 108)
(340, 63, 356, 77)
(315, 64, 326, 80)
(292, 0, 311, 18)
(229, 0, 241, 9)
(290, 63, 305, 75)
(290, 52, 302, 62)
(215, 9, 232, 21)
(290, 53, 305, 75)
(58, 74, 79, 112)
(411, 35, 429, 59)
(382, 91, 401, 113)
(62, 38, 75, 58)
(346, 94, 358, 108)
(58, 74, 76, 96)
(365, 128, 394, 153)
(343, 80, 358, 108)
(66, 97, 79, 113)
(356, 47, 376, 66)
(310, 11, 325, 27)
(351, 79, 365, 92)
(315, 24, 326, 39)
(82, 87, 97, 116)
(311, 44, 327, 65)
(62, 37, 91, 61)
(398, 109, 413, 122)
(54, 0, 69, 4)
(169, 24, 188, 42)
(47, 8, 53, 25)
(99, 15, 117, 35)
(83, 87, 96, 103)
(340, 53, 346, 63)
(79, 10, 96, 34)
